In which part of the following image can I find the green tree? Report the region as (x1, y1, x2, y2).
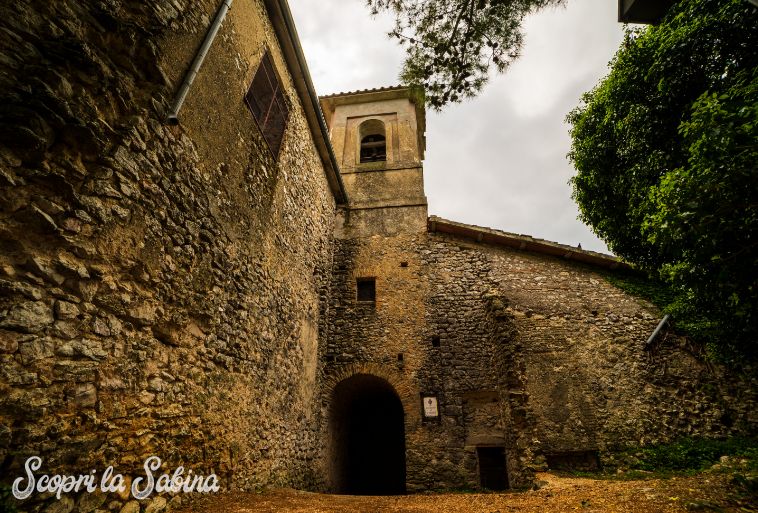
(567, 0, 758, 358)
(367, 0, 563, 109)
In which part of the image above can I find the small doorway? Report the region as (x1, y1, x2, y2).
(477, 446, 508, 491)
(329, 374, 406, 494)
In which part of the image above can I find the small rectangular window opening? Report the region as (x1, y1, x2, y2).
(397, 353, 404, 362)
(356, 278, 376, 303)
(400, 261, 409, 268)
(431, 336, 441, 347)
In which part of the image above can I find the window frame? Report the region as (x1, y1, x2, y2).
(244, 50, 290, 159)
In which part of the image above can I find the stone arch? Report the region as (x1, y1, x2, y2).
(358, 118, 387, 163)
(324, 365, 413, 494)
(322, 362, 417, 420)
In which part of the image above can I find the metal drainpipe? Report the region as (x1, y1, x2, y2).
(274, 0, 348, 205)
(166, 0, 233, 124)
(645, 314, 671, 348)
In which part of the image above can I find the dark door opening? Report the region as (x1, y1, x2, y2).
(329, 374, 406, 495)
(477, 446, 508, 491)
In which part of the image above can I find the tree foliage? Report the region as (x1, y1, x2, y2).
(567, 0, 758, 359)
(367, 0, 563, 109)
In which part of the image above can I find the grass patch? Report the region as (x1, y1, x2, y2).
(555, 469, 692, 481)
(629, 437, 758, 473)
(554, 437, 758, 481)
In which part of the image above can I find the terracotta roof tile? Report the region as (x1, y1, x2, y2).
(427, 216, 631, 271)
(319, 85, 408, 99)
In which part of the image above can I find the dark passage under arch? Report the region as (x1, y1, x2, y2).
(329, 374, 406, 495)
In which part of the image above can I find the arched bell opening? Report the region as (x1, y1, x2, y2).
(358, 119, 387, 163)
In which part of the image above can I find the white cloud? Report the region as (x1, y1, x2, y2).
(289, 0, 404, 93)
(288, 0, 624, 254)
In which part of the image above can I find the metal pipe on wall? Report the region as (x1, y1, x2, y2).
(645, 314, 671, 348)
(166, 0, 233, 124)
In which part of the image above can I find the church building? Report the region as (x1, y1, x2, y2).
(0, 0, 754, 510)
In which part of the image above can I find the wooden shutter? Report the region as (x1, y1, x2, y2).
(244, 51, 290, 158)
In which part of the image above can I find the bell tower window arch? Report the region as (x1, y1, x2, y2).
(358, 119, 386, 163)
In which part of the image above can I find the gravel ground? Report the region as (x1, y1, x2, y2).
(175, 471, 755, 513)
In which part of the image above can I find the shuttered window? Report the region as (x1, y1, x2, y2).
(244, 51, 289, 158)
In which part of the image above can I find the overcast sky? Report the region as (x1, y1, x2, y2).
(288, 0, 625, 253)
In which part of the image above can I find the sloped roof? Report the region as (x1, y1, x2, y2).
(319, 85, 409, 99)
(428, 216, 630, 271)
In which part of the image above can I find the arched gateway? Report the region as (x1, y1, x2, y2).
(328, 374, 406, 494)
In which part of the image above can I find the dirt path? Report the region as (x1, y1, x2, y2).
(176, 472, 754, 513)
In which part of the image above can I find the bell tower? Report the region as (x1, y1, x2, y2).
(320, 86, 427, 237)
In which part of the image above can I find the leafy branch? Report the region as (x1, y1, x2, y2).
(367, 0, 564, 109)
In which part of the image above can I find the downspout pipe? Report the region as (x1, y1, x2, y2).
(645, 314, 671, 348)
(166, 0, 233, 124)
(274, 0, 348, 205)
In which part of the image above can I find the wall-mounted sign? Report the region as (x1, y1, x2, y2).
(421, 394, 439, 421)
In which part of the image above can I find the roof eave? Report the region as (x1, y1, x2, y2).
(262, 0, 348, 205)
(428, 216, 631, 271)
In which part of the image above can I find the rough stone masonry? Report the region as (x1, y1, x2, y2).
(0, 1, 338, 511)
(0, 0, 755, 512)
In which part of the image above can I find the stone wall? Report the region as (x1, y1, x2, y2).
(322, 232, 537, 491)
(0, 0, 336, 511)
(322, 229, 757, 491)
(2, 1, 755, 508)
(484, 241, 758, 462)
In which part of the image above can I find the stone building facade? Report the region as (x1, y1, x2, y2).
(316, 87, 756, 493)
(0, 0, 755, 511)
(0, 1, 342, 510)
